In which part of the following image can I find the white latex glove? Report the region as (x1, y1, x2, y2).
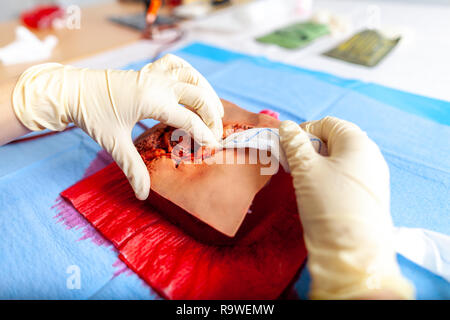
(279, 117, 414, 300)
(12, 54, 224, 200)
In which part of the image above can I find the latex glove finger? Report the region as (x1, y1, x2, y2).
(151, 53, 193, 70)
(173, 82, 223, 140)
(106, 134, 151, 200)
(301, 116, 368, 156)
(149, 100, 220, 148)
(140, 62, 153, 73)
(145, 54, 193, 73)
(171, 66, 224, 118)
(141, 57, 225, 118)
(279, 120, 320, 173)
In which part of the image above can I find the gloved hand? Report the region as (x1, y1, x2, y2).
(12, 54, 224, 200)
(279, 117, 414, 300)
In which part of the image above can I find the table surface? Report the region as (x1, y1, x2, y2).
(0, 2, 144, 84)
(0, 0, 449, 101)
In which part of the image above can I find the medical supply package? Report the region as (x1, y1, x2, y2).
(324, 29, 400, 67)
(257, 21, 329, 49)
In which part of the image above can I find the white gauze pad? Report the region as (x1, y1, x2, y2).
(221, 127, 328, 173)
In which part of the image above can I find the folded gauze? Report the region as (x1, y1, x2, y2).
(221, 127, 328, 173)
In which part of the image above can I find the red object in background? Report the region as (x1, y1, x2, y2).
(21, 5, 64, 29)
(166, 0, 182, 6)
(259, 109, 280, 120)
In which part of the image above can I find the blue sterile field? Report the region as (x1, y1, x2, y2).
(0, 42, 448, 299)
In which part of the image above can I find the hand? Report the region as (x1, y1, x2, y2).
(279, 117, 414, 299)
(12, 54, 224, 200)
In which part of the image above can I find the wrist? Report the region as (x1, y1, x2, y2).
(12, 63, 71, 132)
(307, 245, 414, 300)
(309, 268, 415, 300)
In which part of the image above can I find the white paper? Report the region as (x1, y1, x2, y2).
(0, 26, 58, 65)
(394, 227, 450, 282)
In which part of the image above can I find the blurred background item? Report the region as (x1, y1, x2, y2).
(0, 26, 58, 65)
(21, 5, 64, 29)
(1, 0, 450, 100)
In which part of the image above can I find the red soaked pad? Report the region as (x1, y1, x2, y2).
(61, 162, 307, 299)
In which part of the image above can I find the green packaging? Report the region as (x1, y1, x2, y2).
(323, 29, 401, 67)
(256, 21, 329, 49)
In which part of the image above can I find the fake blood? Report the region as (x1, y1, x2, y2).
(61, 164, 306, 299)
(60, 121, 307, 299)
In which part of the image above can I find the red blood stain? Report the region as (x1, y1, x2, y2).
(60, 162, 307, 299)
(52, 150, 140, 279)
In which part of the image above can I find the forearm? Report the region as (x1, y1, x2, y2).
(0, 79, 30, 146)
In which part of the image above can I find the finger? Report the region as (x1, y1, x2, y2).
(108, 135, 151, 200)
(151, 101, 220, 148)
(300, 117, 344, 142)
(140, 56, 225, 119)
(151, 54, 225, 117)
(141, 54, 190, 73)
(171, 66, 224, 117)
(150, 53, 192, 71)
(140, 62, 153, 73)
(301, 116, 367, 156)
(173, 82, 223, 140)
(279, 120, 319, 173)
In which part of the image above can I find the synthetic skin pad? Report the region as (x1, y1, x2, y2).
(133, 100, 284, 239)
(61, 101, 307, 299)
(61, 163, 307, 299)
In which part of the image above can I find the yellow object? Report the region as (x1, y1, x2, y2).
(279, 118, 414, 300)
(12, 54, 224, 200)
